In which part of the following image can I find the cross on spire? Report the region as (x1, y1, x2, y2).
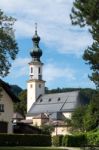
(35, 23, 37, 34)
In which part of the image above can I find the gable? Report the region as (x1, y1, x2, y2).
(0, 79, 20, 103)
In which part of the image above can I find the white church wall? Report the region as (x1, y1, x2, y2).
(27, 80, 45, 112)
(27, 82, 36, 112)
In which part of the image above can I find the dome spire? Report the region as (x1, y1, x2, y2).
(30, 23, 42, 61)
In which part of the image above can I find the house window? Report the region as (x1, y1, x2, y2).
(31, 67, 33, 73)
(0, 104, 4, 112)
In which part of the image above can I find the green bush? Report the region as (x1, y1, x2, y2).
(87, 131, 99, 146)
(0, 134, 51, 146)
(52, 131, 99, 147)
(62, 134, 87, 147)
(62, 135, 68, 146)
(52, 135, 63, 146)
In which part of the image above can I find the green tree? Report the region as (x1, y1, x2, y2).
(84, 92, 99, 131)
(14, 90, 27, 117)
(70, 0, 99, 88)
(71, 106, 87, 132)
(0, 9, 18, 77)
(41, 124, 54, 135)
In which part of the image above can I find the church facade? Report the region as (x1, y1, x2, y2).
(26, 26, 88, 135)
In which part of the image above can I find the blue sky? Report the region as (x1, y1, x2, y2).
(0, 0, 95, 89)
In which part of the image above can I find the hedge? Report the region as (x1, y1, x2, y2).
(0, 134, 51, 146)
(62, 134, 87, 147)
(52, 135, 63, 146)
(52, 131, 99, 147)
(52, 134, 87, 147)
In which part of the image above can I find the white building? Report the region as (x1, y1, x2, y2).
(26, 26, 89, 135)
(0, 79, 20, 133)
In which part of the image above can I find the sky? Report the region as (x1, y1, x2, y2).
(0, 0, 96, 90)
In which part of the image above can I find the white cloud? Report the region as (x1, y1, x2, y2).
(44, 64, 76, 81)
(9, 57, 30, 78)
(7, 57, 76, 82)
(0, 0, 92, 56)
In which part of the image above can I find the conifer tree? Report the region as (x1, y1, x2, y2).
(70, 0, 99, 88)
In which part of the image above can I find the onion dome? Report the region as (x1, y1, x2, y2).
(30, 23, 42, 61)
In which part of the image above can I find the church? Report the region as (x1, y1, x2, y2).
(26, 25, 88, 135)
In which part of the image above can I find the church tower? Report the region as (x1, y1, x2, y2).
(27, 24, 45, 112)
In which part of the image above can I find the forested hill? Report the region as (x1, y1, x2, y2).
(45, 87, 97, 104)
(10, 85, 23, 96)
(45, 87, 80, 94)
(45, 87, 96, 98)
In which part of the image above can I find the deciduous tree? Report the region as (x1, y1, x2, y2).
(0, 9, 18, 77)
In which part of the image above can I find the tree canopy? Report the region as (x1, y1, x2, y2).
(70, 0, 99, 88)
(0, 9, 18, 77)
(14, 89, 27, 117)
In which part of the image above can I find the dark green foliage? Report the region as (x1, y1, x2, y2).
(71, 106, 87, 132)
(66, 134, 87, 147)
(11, 85, 22, 96)
(70, 89, 99, 132)
(70, 0, 99, 27)
(45, 87, 80, 94)
(87, 130, 99, 146)
(62, 135, 67, 147)
(53, 134, 87, 147)
(0, 9, 18, 77)
(14, 89, 27, 117)
(83, 42, 99, 88)
(52, 132, 99, 147)
(84, 92, 99, 131)
(80, 88, 97, 102)
(70, 93, 99, 132)
(41, 124, 54, 135)
(0, 134, 51, 146)
(52, 135, 63, 146)
(70, 0, 99, 88)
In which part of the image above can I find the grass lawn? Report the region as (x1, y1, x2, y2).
(0, 147, 99, 150)
(0, 147, 81, 150)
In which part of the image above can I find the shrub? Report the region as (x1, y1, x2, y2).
(62, 134, 87, 147)
(87, 131, 99, 146)
(52, 135, 63, 146)
(0, 134, 51, 146)
(62, 135, 68, 146)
